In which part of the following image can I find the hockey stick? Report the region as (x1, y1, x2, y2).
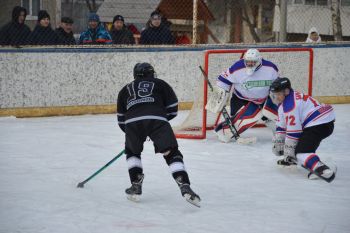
(199, 66, 256, 144)
(77, 149, 125, 188)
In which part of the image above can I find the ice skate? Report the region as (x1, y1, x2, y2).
(125, 174, 144, 202)
(307, 162, 335, 183)
(179, 184, 201, 207)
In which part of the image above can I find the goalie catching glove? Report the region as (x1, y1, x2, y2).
(205, 86, 229, 113)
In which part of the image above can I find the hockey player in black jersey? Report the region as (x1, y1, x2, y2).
(117, 63, 201, 207)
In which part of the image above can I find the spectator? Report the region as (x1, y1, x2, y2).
(79, 13, 112, 45)
(0, 6, 31, 46)
(175, 32, 191, 45)
(306, 27, 321, 43)
(140, 11, 175, 45)
(55, 17, 76, 45)
(110, 15, 135, 45)
(26, 10, 59, 45)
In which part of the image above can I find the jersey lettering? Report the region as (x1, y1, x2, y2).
(286, 115, 296, 126)
(303, 94, 319, 107)
(126, 81, 155, 110)
(138, 81, 154, 97)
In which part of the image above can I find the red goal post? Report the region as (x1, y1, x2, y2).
(174, 47, 314, 140)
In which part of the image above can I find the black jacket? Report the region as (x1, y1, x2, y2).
(0, 6, 31, 46)
(140, 24, 175, 45)
(117, 77, 178, 132)
(110, 26, 135, 44)
(55, 27, 76, 45)
(27, 24, 60, 45)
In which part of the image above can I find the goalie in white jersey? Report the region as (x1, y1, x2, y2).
(270, 77, 336, 182)
(206, 48, 279, 142)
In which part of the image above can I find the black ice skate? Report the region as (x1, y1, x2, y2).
(306, 163, 336, 183)
(176, 178, 201, 207)
(125, 174, 144, 202)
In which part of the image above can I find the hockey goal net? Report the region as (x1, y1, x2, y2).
(173, 48, 314, 139)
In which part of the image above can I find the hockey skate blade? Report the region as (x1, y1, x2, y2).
(236, 137, 257, 145)
(183, 194, 201, 208)
(127, 194, 141, 202)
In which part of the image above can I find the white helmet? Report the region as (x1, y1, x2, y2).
(243, 49, 262, 75)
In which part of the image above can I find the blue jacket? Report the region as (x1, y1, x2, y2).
(79, 23, 112, 44)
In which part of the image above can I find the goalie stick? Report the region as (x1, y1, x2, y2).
(199, 66, 256, 144)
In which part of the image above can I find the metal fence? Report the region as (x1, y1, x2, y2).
(0, 0, 350, 46)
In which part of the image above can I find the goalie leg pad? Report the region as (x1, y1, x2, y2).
(262, 96, 278, 121)
(233, 102, 263, 134)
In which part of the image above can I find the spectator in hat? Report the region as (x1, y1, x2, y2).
(0, 6, 31, 46)
(140, 11, 175, 45)
(110, 15, 135, 45)
(79, 13, 112, 44)
(26, 10, 59, 45)
(55, 17, 76, 45)
(306, 27, 321, 43)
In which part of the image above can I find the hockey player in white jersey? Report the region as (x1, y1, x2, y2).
(206, 48, 279, 142)
(270, 77, 336, 182)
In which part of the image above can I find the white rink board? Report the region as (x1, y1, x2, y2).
(0, 46, 350, 108)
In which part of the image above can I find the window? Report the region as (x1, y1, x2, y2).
(294, 0, 303, 4)
(316, 0, 328, 5)
(22, 0, 41, 17)
(305, 0, 315, 5)
(342, 0, 350, 6)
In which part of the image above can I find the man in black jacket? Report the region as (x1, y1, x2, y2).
(110, 15, 134, 45)
(55, 17, 76, 45)
(27, 10, 59, 45)
(140, 11, 175, 45)
(117, 63, 200, 207)
(0, 6, 31, 46)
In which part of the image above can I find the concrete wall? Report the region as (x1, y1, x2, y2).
(0, 44, 350, 115)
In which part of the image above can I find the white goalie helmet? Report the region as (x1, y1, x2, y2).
(243, 49, 262, 75)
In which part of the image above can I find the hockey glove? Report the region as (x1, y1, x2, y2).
(272, 134, 285, 156)
(205, 86, 229, 113)
(277, 156, 297, 166)
(284, 139, 298, 159)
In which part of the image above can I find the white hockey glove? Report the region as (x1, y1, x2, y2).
(284, 140, 298, 159)
(276, 140, 298, 166)
(272, 134, 285, 156)
(205, 86, 229, 113)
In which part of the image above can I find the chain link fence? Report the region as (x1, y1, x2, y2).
(0, 0, 350, 46)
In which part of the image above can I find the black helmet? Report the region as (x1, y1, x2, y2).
(270, 77, 291, 92)
(133, 63, 155, 79)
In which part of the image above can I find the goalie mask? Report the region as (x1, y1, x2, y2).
(243, 49, 262, 75)
(133, 63, 155, 79)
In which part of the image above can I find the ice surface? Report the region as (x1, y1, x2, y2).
(0, 104, 349, 233)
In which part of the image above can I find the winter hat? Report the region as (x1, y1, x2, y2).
(61, 16, 73, 24)
(38, 10, 50, 21)
(88, 13, 100, 22)
(150, 11, 161, 18)
(113, 15, 124, 23)
(12, 6, 27, 22)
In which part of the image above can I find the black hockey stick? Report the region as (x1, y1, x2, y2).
(77, 149, 125, 188)
(199, 66, 240, 140)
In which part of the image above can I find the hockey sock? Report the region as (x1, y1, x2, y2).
(163, 148, 190, 185)
(126, 154, 143, 183)
(297, 153, 321, 171)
